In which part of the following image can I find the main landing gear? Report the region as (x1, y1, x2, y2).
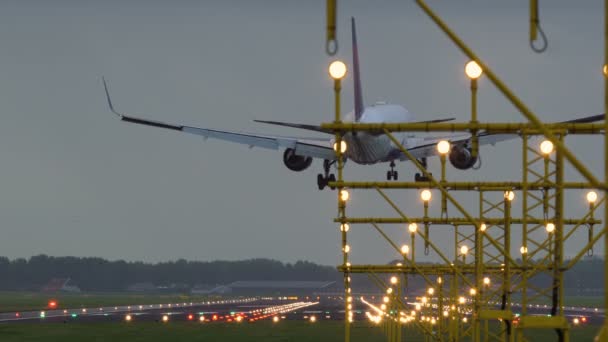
(317, 159, 336, 190)
(386, 161, 398, 180)
(414, 158, 432, 182)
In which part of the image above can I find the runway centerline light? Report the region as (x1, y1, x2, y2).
(437, 140, 450, 155)
(545, 222, 555, 234)
(587, 191, 598, 204)
(483, 277, 491, 286)
(125, 314, 132, 322)
(504, 190, 515, 201)
(400, 244, 410, 255)
(329, 60, 347, 80)
(479, 223, 487, 232)
(465, 61, 483, 79)
(162, 315, 169, 323)
(309, 315, 317, 323)
(390, 276, 398, 284)
(340, 223, 350, 232)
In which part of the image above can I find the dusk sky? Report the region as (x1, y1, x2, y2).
(0, 0, 603, 265)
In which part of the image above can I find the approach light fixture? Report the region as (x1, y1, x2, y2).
(437, 140, 451, 155)
(465, 61, 483, 79)
(540, 140, 554, 155)
(340, 189, 350, 202)
(460, 245, 469, 256)
(420, 189, 432, 202)
(333, 140, 347, 153)
(329, 60, 347, 80)
(408, 223, 418, 234)
(587, 191, 598, 204)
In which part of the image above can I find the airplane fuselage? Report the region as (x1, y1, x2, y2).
(341, 104, 413, 165)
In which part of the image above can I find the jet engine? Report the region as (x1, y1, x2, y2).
(448, 145, 478, 170)
(283, 148, 313, 172)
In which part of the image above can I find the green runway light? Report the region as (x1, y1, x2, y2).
(71, 314, 77, 318)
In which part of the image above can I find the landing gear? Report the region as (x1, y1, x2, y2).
(386, 161, 398, 180)
(414, 157, 432, 182)
(317, 160, 336, 190)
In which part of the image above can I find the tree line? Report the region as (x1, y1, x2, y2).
(0, 255, 603, 293)
(0, 255, 340, 292)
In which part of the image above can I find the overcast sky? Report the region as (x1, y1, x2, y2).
(0, 0, 603, 266)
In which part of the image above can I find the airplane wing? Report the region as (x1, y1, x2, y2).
(399, 132, 513, 161)
(400, 113, 605, 161)
(103, 78, 336, 161)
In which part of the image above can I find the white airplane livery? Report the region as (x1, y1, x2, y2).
(104, 18, 604, 190)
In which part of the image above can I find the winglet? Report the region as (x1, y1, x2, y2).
(102, 76, 123, 118)
(351, 17, 364, 122)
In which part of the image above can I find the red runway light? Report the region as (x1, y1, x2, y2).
(48, 300, 58, 309)
(581, 317, 587, 323)
(212, 314, 218, 321)
(15, 313, 20, 317)
(187, 314, 194, 320)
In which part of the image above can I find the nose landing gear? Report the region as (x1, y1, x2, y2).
(386, 161, 398, 180)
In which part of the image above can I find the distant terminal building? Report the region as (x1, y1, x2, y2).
(225, 280, 337, 295)
(41, 278, 81, 293)
(191, 285, 232, 295)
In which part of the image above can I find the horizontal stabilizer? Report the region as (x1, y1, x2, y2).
(560, 113, 605, 123)
(413, 118, 455, 124)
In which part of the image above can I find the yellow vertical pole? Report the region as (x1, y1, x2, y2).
(529, 0, 538, 42)
(553, 134, 565, 342)
(452, 226, 459, 341)
(334, 77, 350, 342)
(602, 1, 608, 340)
(479, 191, 489, 342)
(325, 0, 337, 55)
(503, 194, 512, 342)
(470, 77, 479, 159)
(520, 134, 528, 342)
(438, 276, 444, 342)
(441, 155, 448, 217)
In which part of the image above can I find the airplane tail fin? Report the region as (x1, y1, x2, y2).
(351, 17, 364, 122)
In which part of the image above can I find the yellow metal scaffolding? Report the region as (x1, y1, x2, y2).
(324, 1, 608, 341)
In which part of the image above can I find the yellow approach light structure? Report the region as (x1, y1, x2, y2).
(323, 1, 608, 341)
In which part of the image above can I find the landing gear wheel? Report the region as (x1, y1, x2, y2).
(317, 174, 326, 190)
(387, 161, 397, 181)
(317, 159, 337, 190)
(328, 174, 336, 190)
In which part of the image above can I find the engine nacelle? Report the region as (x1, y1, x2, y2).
(448, 145, 478, 170)
(283, 148, 313, 172)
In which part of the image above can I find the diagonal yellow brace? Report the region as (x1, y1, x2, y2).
(384, 129, 518, 266)
(415, 0, 603, 190)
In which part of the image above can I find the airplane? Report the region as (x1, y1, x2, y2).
(103, 18, 604, 190)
